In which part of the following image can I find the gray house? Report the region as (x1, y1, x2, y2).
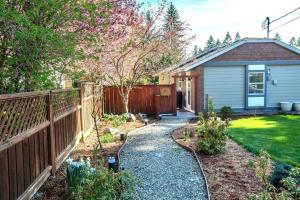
(168, 38, 300, 113)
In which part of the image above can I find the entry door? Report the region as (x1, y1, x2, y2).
(186, 78, 192, 109)
(246, 65, 266, 108)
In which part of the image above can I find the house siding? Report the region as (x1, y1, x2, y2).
(267, 65, 300, 107)
(204, 66, 245, 109)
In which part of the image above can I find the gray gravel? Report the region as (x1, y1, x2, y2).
(120, 117, 208, 200)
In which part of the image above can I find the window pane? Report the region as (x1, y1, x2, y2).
(249, 83, 264, 94)
(249, 72, 264, 83)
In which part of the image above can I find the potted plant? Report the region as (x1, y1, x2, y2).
(293, 102, 300, 112)
(280, 102, 293, 112)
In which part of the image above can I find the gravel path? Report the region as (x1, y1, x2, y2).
(120, 117, 209, 200)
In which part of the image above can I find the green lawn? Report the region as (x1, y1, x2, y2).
(229, 115, 300, 166)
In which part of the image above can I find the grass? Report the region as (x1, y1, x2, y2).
(229, 115, 300, 166)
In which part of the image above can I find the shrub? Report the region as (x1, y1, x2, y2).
(196, 99, 229, 155)
(101, 133, 115, 143)
(220, 106, 234, 120)
(270, 162, 292, 189)
(183, 130, 190, 141)
(247, 151, 300, 200)
(67, 158, 136, 200)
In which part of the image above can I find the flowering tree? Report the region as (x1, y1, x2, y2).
(95, 1, 168, 113)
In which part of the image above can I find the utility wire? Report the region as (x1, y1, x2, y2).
(270, 6, 300, 23)
(270, 14, 300, 32)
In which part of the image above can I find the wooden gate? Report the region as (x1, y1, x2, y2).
(104, 84, 176, 116)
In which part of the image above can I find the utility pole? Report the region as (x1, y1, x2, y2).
(266, 17, 270, 38)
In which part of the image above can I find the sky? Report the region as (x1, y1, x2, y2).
(138, 0, 300, 49)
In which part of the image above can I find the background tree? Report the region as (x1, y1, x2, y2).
(275, 33, 282, 41)
(289, 37, 296, 46)
(162, 2, 192, 67)
(297, 37, 300, 48)
(234, 32, 241, 41)
(223, 31, 232, 45)
(215, 39, 221, 47)
(193, 45, 199, 56)
(205, 35, 216, 50)
(0, 0, 111, 94)
(198, 47, 203, 54)
(99, 2, 168, 113)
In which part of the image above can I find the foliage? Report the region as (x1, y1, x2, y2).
(275, 33, 281, 41)
(235, 32, 241, 41)
(66, 158, 137, 200)
(270, 162, 292, 189)
(223, 31, 232, 46)
(205, 35, 216, 50)
(247, 151, 300, 200)
(229, 115, 300, 166)
(220, 106, 234, 120)
(162, 2, 191, 66)
(103, 114, 127, 128)
(183, 130, 191, 141)
(0, 0, 111, 93)
(289, 37, 296, 46)
(101, 133, 115, 143)
(196, 99, 229, 155)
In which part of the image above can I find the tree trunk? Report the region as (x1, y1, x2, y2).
(124, 91, 129, 114)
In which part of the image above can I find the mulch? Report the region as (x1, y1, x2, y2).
(172, 123, 264, 200)
(35, 118, 157, 200)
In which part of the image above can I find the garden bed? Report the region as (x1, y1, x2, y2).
(35, 118, 156, 200)
(172, 122, 264, 200)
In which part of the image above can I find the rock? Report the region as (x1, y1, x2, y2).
(137, 113, 147, 121)
(104, 127, 121, 135)
(124, 113, 136, 122)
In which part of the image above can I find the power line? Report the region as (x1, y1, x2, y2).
(262, 6, 300, 38)
(270, 6, 300, 23)
(270, 14, 300, 32)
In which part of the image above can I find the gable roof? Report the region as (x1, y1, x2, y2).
(177, 38, 300, 72)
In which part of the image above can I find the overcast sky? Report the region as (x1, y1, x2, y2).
(139, 0, 300, 49)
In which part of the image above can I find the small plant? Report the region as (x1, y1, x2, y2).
(67, 157, 137, 199)
(100, 133, 115, 143)
(196, 99, 229, 155)
(220, 106, 233, 120)
(183, 130, 190, 141)
(104, 114, 127, 128)
(247, 150, 300, 200)
(269, 162, 292, 189)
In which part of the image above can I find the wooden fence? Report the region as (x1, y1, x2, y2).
(0, 83, 175, 200)
(104, 84, 176, 116)
(0, 83, 101, 200)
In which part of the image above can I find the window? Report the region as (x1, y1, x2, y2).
(248, 72, 264, 95)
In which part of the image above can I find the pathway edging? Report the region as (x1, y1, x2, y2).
(170, 128, 211, 200)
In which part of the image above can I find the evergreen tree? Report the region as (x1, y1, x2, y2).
(275, 33, 281, 41)
(193, 45, 198, 56)
(163, 2, 181, 39)
(198, 47, 203, 54)
(223, 31, 232, 45)
(215, 39, 221, 47)
(289, 37, 296, 46)
(297, 37, 300, 47)
(205, 35, 216, 50)
(234, 32, 241, 41)
(162, 2, 190, 66)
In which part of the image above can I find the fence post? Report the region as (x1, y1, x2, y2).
(173, 84, 177, 116)
(79, 83, 85, 141)
(154, 94, 160, 119)
(48, 91, 56, 175)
